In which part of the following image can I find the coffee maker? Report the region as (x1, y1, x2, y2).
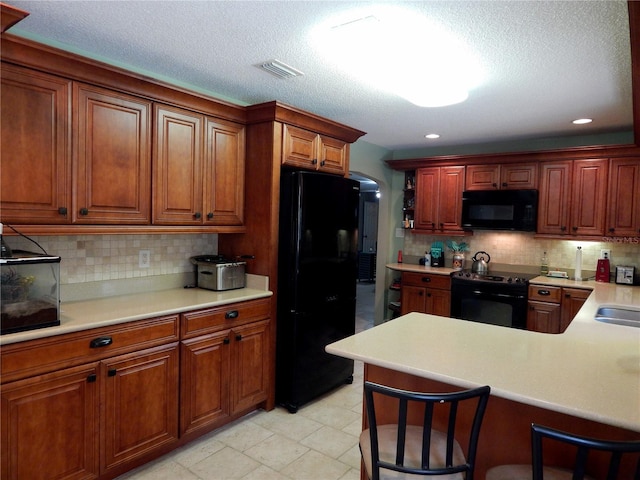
(595, 252, 610, 283)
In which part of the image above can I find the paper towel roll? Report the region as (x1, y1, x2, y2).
(575, 246, 582, 281)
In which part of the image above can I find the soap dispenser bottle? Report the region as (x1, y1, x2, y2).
(540, 251, 549, 275)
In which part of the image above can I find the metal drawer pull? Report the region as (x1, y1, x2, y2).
(537, 290, 551, 296)
(421, 277, 431, 283)
(225, 310, 239, 319)
(108, 368, 117, 377)
(89, 336, 113, 348)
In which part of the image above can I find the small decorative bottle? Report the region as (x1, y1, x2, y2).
(540, 251, 549, 275)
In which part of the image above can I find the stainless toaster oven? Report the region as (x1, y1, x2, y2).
(190, 255, 246, 291)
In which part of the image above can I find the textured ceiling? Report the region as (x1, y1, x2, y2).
(5, 1, 633, 152)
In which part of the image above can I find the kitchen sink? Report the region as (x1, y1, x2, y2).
(594, 306, 640, 328)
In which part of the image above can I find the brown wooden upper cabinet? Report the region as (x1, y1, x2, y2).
(414, 166, 465, 233)
(74, 83, 152, 224)
(1, 64, 72, 224)
(537, 158, 608, 236)
(282, 124, 349, 176)
(606, 157, 640, 237)
(153, 104, 245, 226)
(1, 72, 152, 225)
(465, 163, 537, 190)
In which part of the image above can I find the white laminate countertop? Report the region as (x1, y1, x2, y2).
(327, 280, 640, 432)
(1, 286, 273, 346)
(386, 263, 456, 276)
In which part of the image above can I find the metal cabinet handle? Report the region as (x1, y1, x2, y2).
(58, 207, 68, 215)
(223, 338, 230, 345)
(87, 373, 97, 383)
(79, 208, 89, 216)
(235, 334, 242, 341)
(537, 290, 551, 296)
(207, 212, 214, 219)
(89, 336, 113, 348)
(502, 182, 508, 187)
(492, 183, 497, 188)
(108, 368, 117, 377)
(320, 160, 326, 166)
(421, 277, 431, 283)
(225, 310, 239, 320)
(311, 159, 318, 165)
(194, 212, 202, 219)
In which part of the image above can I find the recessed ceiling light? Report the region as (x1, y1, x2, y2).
(425, 133, 440, 139)
(572, 118, 593, 125)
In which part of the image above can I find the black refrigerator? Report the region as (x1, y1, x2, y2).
(276, 171, 359, 413)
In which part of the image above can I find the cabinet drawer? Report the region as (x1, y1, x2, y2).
(402, 272, 451, 290)
(528, 285, 562, 303)
(181, 298, 271, 339)
(1, 315, 179, 384)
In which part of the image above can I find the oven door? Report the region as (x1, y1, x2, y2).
(451, 283, 528, 329)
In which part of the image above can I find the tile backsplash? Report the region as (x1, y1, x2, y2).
(7, 234, 217, 284)
(403, 231, 639, 276)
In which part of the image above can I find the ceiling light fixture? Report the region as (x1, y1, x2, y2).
(258, 59, 304, 79)
(572, 118, 593, 125)
(312, 7, 483, 108)
(425, 133, 440, 139)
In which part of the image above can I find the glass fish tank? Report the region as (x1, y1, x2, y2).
(1, 250, 61, 335)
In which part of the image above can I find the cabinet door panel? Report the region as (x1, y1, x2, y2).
(438, 166, 465, 231)
(204, 118, 245, 225)
(607, 157, 640, 236)
(74, 83, 151, 224)
(400, 285, 427, 315)
(466, 165, 499, 190)
(560, 288, 590, 333)
(318, 135, 348, 175)
(1, 64, 71, 224)
(414, 167, 439, 230)
(1, 364, 99, 480)
(180, 332, 231, 436)
(527, 301, 561, 333)
(570, 159, 608, 236)
(101, 343, 179, 474)
(538, 162, 571, 234)
(428, 289, 451, 317)
(230, 320, 270, 414)
(153, 105, 203, 224)
(282, 124, 318, 169)
(501, 163, 537, 189)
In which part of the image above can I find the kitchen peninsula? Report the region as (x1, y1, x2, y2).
(326, 281, 640, 477)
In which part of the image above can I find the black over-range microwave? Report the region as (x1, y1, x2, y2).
(461, 189, 538, 231)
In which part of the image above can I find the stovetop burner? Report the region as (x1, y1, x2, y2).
(451, 270, 536, 285)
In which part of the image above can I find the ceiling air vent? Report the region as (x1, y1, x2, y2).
(258, 59, 304, 79)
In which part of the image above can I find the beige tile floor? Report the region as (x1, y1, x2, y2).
(116, 282, 376, 480)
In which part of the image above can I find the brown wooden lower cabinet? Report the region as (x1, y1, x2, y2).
(1, 297, 272, 479)
(1, 363, 100, 480)
(527, 285, 589, 333)
(400, 272, 451, 317)
(0, 343, 180, 480)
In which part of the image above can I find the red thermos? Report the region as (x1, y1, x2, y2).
(596, 254, 610, 282)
